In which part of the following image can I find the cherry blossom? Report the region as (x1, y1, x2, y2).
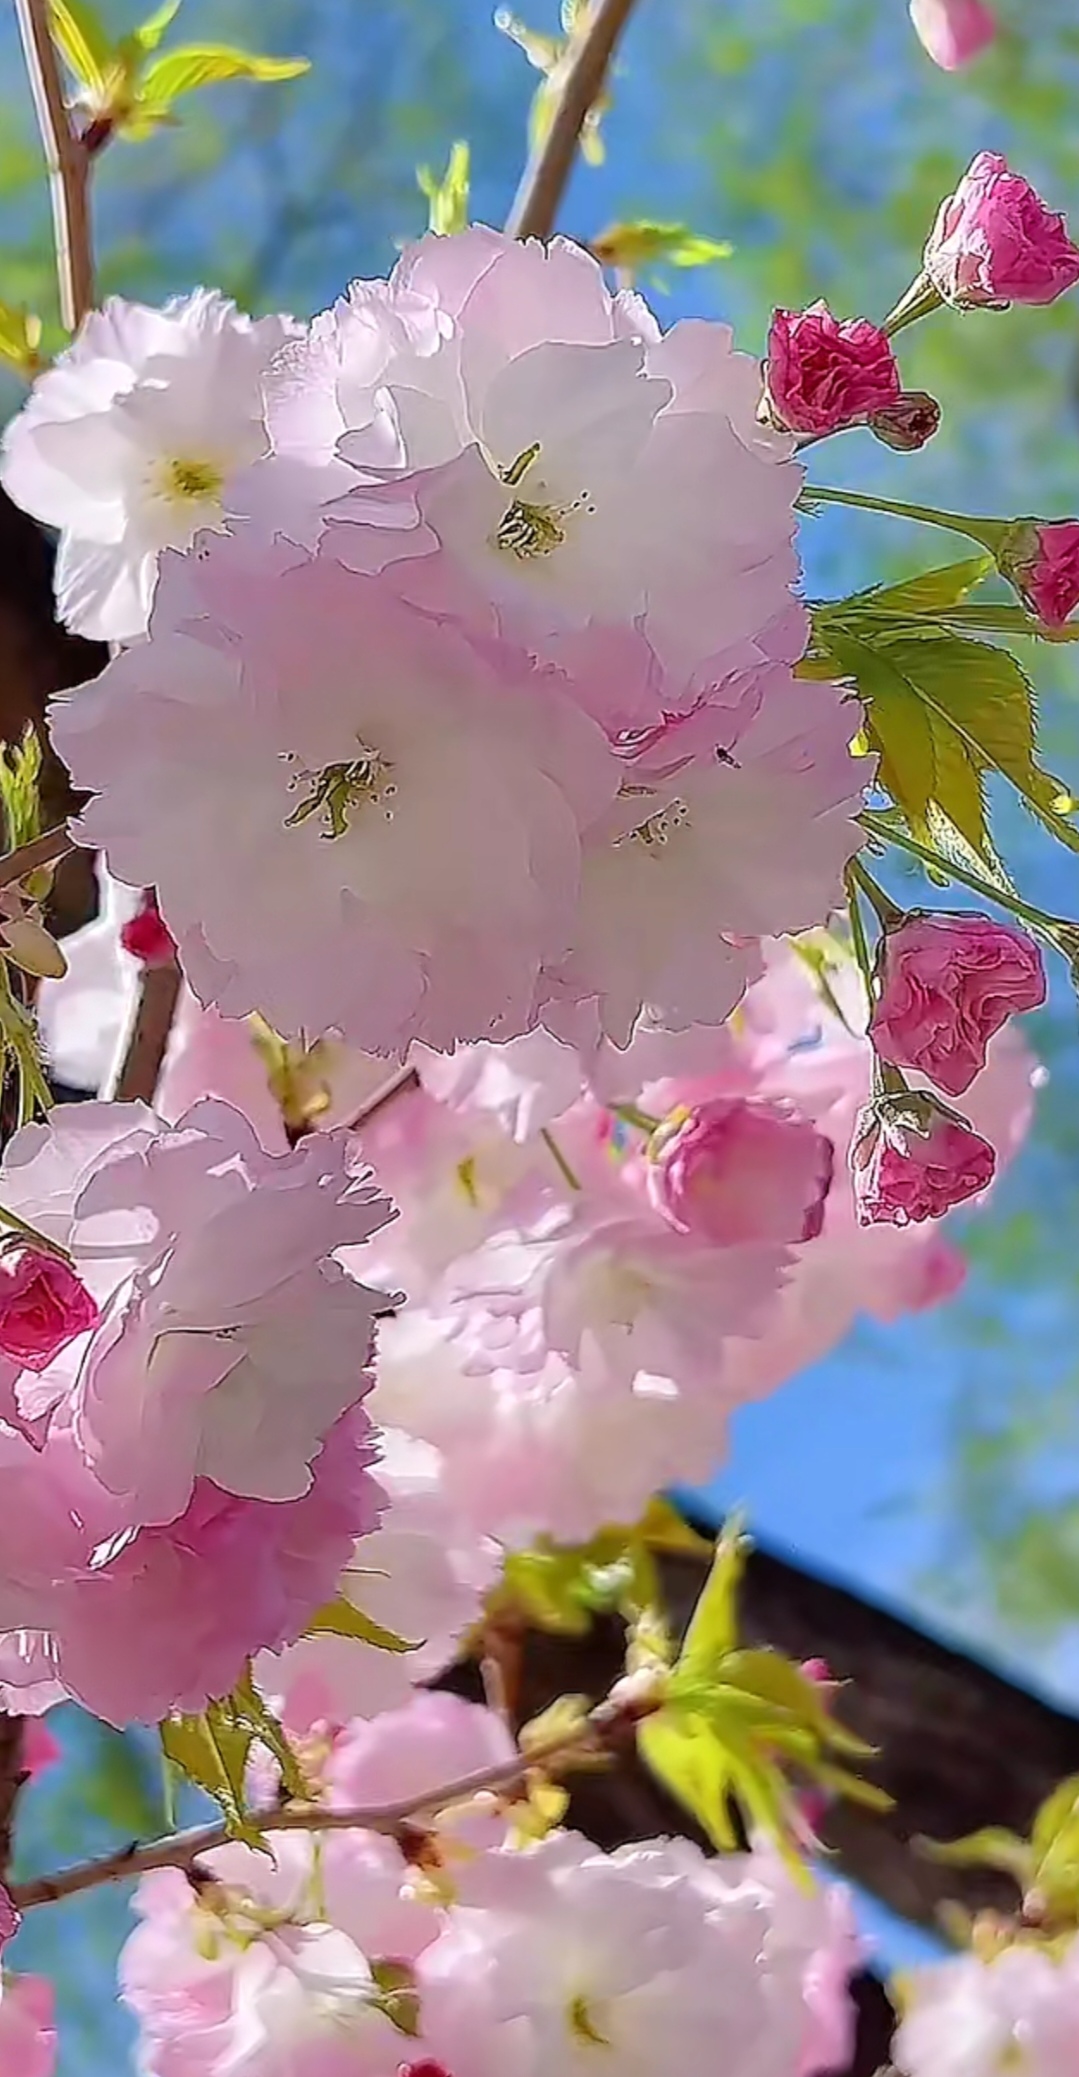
(2, 290, 294, 641)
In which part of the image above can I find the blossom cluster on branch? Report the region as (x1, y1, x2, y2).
(0, 0, 1078, 2063)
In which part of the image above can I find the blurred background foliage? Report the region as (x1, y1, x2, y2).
(5, 0, 1079, 2065)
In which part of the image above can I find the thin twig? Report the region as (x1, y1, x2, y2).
(11, 1708, 620, 1911)
(110, 959, 182, 1105)
(0, 824, 72, 892)
(13, 0, 94, 331)
(504, 0, 638, 240)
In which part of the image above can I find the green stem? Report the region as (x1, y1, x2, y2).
(847, 857, 903, 929)
(540, 1126, 582, 1192)
(843, 864, 877, 1011)
(858, 809, 1065, 942)
(802, 484, 1008, 554)
(881, 269, 944, 338)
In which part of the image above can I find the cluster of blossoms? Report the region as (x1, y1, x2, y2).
(0, 148, 1071, 2071)
(112, 1686, 863, 2077)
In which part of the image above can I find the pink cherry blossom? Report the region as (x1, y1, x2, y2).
(539, 670, 872, 1048)
(909, 0, 996, 69)
(259, 1426, 498, 1727)
(870, 911, 1046, 1097)
(647, 1096, 834, 1246)
(764, 304, 900, 436)
(893, 1939, 1079, 2077)
(1, 290, 295, 641)
(52, 537, 621, 1059)
(326, 1692, 515, 1856)
(925, 151, 1079, 308)
(250, 228, 803, 681)
(2, 1404, 381, 1726)
(1005, 518, 1079, 627)
(0, 1975, 56, 2077)
(0, 1247, 99, 1370)
(123, 1851, 406, 2077)
(0, 1098, 390, 1525)
(852, 1095, 996, 1228)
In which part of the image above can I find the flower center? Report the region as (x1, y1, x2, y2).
(491, 442, 587, 562)
(161, 456, 224, 504)
(568, 1994, 611, 2049)
(624, 800, 691, 849)
(284, 749, 396, 840)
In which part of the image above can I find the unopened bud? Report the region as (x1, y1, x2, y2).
(869, 389, 941, 450)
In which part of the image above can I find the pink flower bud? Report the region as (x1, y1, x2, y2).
(925, 151, 1079, 309)
(801, 1657, 833, 1686)
(763, 302, 901, 436)
(1000, 518, 1079, 627)
(869, 911, 1046, 1098)
(119, 889, 176, 968)
(852, 1094, 996, 1228)
(909, 0, 996, 70)
(869, 390, 941, 451)
(0, 1247, 100, 1371)
(648, 1096, 834, 1247)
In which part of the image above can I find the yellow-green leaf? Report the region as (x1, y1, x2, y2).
(160, 1709, 259, 1841)
(591, 218, 732, 285)
(0, 302, 42, 381)
(306, 1594, 417, 1655)
(678, 1517, 749, 1677)
(132, 0, 182, 52)
(638, 1710, 741, 1849)
(134, 43, 309, 116)
(917, 1824, 1031, 1883)
(827, 627, 989, 863)
(828, 556, 993, 623)
(884, 632, 1079, 853)
(417, 140, 470, 236)
(48, 0, 113, 91)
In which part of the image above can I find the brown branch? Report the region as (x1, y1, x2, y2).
(11, 1700, 627, 1912)
(504, 0, 637, 241)
(111, 959, 182, 1105)
(0, 823, 72, 892)
(13, 0, 94, 331)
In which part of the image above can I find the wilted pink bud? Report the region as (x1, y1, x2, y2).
(119, 889, 176, 968)
(648, 1096, 834, 1247)
(870, 911, 1046, 1097)
(0, 1247, 100, 1370)
(869, 390, 941, 451)
(909, 0, 995, 70)
(1000, 518, 1079, 627)
(925, 151, 1079, 308)
(852, 1093, 996, 1228)
(763, 302, 900, 436)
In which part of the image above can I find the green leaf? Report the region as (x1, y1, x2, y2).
(160, 1709, 259, 1842)
(917, 1824, 1032, 1884)
(132, 0, 182, 53)
(417, 140, 470, 236)
(822, 555, 993, 624)
(130, 43, 309, 123)
(0, 726, 43, 851)
(0, 303, 42, 380)
(883, 631, 1079, 853)
(826, 627, 989, 861)
(591, 218, 732, 285)
(160, 1666, 306, 1837)
(306, 1594, 417, 1655)
(638, 1710, 741, 1849)
(48, 0, 113, 92)
(1033, 1775, 1079, 1863)
(678, 1517, 749, 1675)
